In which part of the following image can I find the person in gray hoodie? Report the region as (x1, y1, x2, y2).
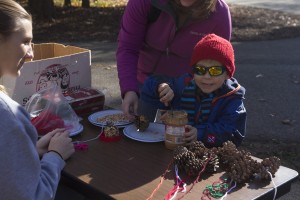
(0, 0, 75, 199)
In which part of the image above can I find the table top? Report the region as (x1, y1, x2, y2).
(61, 117, 299, 200)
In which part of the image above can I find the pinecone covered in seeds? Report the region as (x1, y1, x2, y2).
(104, 121, 119, 137)
(134, 115, 150, 132)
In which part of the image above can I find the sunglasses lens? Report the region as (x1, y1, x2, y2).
(193, 66, 206, 75)
(193, 65, 225, 76)
(209, 67, 224, 76)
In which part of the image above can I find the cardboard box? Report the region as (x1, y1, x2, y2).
(0, 43, 91, 106)
(64, 87, 105, 116)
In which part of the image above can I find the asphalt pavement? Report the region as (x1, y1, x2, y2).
(226, 0, 300, 15)
(56, 1, 300, 199)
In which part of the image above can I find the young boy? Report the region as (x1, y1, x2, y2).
(141, 34, 246, 147)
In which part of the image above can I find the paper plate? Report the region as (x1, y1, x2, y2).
(68, 123, 84, 137)
(88, 110, 133, 127)
(37, 123, 83, 137)
(123, 123, 165, 143)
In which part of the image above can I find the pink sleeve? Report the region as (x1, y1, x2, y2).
(116, 0, 152, 97)
(213, 0, 232, 41)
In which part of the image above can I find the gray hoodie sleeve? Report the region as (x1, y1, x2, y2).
(0, 93, 65, 200)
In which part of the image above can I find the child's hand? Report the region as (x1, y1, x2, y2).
(158, 83, 174, 107)
(183, 125, 197, 145)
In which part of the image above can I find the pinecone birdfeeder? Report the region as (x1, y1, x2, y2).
(99, 121, 121, 142)
(134, 115, 150, 132)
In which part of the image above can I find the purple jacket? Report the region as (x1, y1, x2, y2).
(117, 0, 232, 97)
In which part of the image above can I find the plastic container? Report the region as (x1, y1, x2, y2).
(164, 110, 188, 150)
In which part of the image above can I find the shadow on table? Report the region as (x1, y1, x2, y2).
(61, 120, 176, 199)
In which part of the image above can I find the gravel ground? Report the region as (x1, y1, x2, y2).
(31, 4, 300, 43)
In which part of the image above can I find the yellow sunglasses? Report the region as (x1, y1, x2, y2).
(192, 65, 226, 76)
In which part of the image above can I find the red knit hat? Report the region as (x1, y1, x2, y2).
(191, 34, 235, 78)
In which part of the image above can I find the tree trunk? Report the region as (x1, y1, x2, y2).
(43, 0, 55, 20)
(64, 0, 72, 7)
(28, 0, 42, 17)
(28, 0, 55, 20)
(82, 0, 90, 8)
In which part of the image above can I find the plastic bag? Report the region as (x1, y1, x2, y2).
(25, 84, 80, 135)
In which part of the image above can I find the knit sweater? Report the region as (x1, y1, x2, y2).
(0, 92, 65, 200)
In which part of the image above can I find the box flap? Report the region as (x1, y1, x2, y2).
(31, 43, 90, 61)
(2, 43, 91, 106)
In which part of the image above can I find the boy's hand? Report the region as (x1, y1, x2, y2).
(158, 83, 174, 107)
(183, 125, 197, 145)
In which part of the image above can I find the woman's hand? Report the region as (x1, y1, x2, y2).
(48, 131, 75, 160)
(122, 91, 139, 116)
(183, 125, 197, 145)
(158, 83, 174, 107)
(36, 128, 65, 157)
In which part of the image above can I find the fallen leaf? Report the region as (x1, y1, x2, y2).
(258, 98, 267, 102)
(293, 80, 300, 84)
(281, 119, 294, 125)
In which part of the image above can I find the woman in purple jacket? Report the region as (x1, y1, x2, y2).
(117, 0, 232, 120)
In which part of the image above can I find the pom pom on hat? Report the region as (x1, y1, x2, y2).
(191, 34, 235, 78)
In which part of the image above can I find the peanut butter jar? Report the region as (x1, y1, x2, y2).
(164, 110, 188, 150)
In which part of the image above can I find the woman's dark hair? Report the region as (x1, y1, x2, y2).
(0, 0, 32, 39)
(170, 0, 217, 20)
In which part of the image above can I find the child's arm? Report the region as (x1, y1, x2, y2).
(141, 74, 191, 109)
(157, 83, 174, 107)
(195, 98, 246, 147)
(140, 75, 172, 109)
